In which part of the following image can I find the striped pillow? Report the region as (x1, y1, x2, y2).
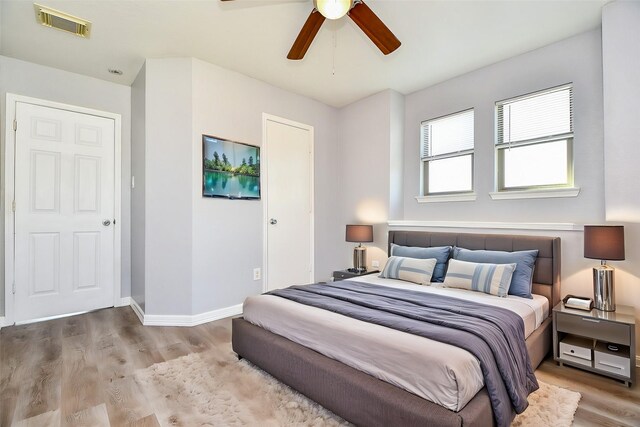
(379, 256, 437, 285)
(443, 259, 516, 297)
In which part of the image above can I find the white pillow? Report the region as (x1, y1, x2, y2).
(379, 256, 437, 285)
(444, 259, 516, 297)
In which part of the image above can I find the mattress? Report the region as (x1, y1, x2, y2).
(242, 276, 549, 412)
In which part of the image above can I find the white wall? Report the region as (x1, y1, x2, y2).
(190, 58, 341, 314)
(602, 0, 640, 355)
(0, 55, 132, 317)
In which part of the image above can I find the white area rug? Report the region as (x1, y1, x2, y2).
(513, 381, 581, 426)
(135, 347, 581, 427)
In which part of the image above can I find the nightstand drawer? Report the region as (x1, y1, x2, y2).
(595, 342, 631, 378)
(559, 336, 593, 367)
(332, 269, 380, 281)
(333, 271, 352, 280)
(556, 313, 631, 345)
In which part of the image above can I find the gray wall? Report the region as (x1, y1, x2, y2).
(403, 29, 605, 224)
(131, 63, 146, 310)
(398, 30, 606, 303)
(389, 90, 405, 221)
(131, 58, 342, 316)
(190, 59, 337, 313)
(143, 59, 194, 316)
(0, 55, 132, 317)
(334, 31, 607, 303)
(336, 90, 404, 269)
(603, 1, 640, 221)
(602, 0, 640, 355)
(190, 58, 341, 314)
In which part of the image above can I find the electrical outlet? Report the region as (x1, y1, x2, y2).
(372, 260, 380, 268)
(253, 268, 261, 281)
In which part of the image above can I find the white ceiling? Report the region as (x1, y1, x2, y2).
(0, 0, 607, 108)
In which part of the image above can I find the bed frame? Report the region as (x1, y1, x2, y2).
(232, 230, 561, 426)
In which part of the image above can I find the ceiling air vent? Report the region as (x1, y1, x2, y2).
(34, 4, 91, 38)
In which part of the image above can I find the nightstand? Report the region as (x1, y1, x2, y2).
(332, 269, 380, 281)
(553, 302, 636, 386)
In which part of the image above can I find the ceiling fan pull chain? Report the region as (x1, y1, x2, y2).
(332, 24, 337, 76)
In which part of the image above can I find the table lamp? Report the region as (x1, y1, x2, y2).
(583, 225, 625, 312)
(346, 224, 373, 272)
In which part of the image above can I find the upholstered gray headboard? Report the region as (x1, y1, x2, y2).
(388, 230, 561, 310)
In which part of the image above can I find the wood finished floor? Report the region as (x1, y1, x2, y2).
(1, 306, 638, 426)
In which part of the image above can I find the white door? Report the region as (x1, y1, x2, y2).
(265, 116, 313, 291)
(14, 102, 115, 323)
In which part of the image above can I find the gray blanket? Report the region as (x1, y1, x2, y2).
(268, 281, 539, 427)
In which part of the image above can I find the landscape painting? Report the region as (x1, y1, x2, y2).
(202, 135, 260, 199)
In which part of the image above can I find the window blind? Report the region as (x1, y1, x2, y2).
(421, 109, 474, 159)
(497, 85, 572, 145)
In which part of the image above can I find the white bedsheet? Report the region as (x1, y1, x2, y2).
(242, 276, 549, 412)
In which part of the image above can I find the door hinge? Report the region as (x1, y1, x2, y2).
(12, 281, 16, 295)
(13, 119, 17, 131)
(12, 200, 16, 212)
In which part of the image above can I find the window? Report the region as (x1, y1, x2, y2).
(496, 85, 573, 191)
(420, 109, 474, 195)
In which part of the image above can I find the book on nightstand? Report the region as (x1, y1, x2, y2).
(562, 294, 594, 311)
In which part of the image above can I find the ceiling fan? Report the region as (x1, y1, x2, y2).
(221, 0, 401, 60)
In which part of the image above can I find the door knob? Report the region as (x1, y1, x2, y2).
(270, 218, 278, 225)
(102, 219, 111, 226)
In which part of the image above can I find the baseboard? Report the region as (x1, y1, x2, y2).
(116, 297, 131, 307)
(129, 302, 243, 327)
(130, 298, 145, 325)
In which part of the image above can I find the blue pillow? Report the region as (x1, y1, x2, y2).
(452, 247, 538, 299)
(390, 244, 451, 282)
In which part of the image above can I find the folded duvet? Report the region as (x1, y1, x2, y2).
(268, 281, 539, 427)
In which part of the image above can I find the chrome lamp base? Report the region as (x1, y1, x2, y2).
(353, 245, 367, 272)
(593, 263, 616, 312)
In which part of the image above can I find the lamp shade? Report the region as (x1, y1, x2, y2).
(584, 225, 625, 261)
(345, 224, 373, 243)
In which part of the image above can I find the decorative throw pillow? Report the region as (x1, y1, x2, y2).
(390, 244, 452, 283)
(379, 256, 437, 285)
(452, 247, 538, 299)
(443, 259, 516, 297)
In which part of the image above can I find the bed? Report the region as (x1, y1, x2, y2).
(232, 230, 561, 426)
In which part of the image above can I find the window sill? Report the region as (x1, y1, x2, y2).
(415, 193, 477, 203)
(489, 187, 580, 200)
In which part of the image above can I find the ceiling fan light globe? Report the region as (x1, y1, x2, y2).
(314, 0, 353, 20)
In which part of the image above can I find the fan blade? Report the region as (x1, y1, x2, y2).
(348, 1, 401, 55)
(287, 9, 325, 60)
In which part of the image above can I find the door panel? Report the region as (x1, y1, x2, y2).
(29, 232, 60, 295)
(75, 155, 101, 212)
(14, 102, 115, 323)
(30, 151, 61, 212)
(73, 231, 101, 290)
(265, 118, 313, 291)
